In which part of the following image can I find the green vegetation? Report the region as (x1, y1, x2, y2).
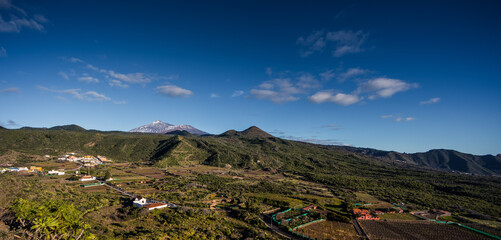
(0, 127, 500, 239)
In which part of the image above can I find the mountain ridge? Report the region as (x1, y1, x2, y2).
(129, 120, 208, 135)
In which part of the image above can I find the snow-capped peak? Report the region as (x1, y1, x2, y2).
(129, 120, 208, 135)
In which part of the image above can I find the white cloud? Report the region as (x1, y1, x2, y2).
(0, 15, 45, 33)
(420, 97, 440, 105)
(58, 71, 69, 80)
(65, 57, 152, 84)
(297, 30, 368, 57)
(231, 90, 244, 98)
(358, 78, 418, 99)
(250, 89, 299, 103)
(109, 80, 128, 88)
(395, 117, 416, 122)
(156, 85, 193, 97)
(113, 100, 127, 105)
(37, 86, 111, 101)
(265, 67, 273, 76)
(308, 90, 360, 106)
(210, 93, 220, 98)
(319, 70, 335, 81)
(0, 46, 6, 57)
(0, 0, 47, 33)
(382, 114, 416, 122)
(0, 87, 19, 94)
(321, 124, 341, 130)
(250, 78, 304, 103)
(296, 72, 321, 89)
(78, 76, 99, 83)
(106, 70, 151, 84)
(338, 67, 368, 82)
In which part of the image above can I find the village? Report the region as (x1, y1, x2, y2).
(0, 153, 499, 240)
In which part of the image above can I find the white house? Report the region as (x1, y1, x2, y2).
(144, 202, 168, 210)
(48, 170, 65, 175)
(79, 175, 96, 181)
(133, 197, 148, 207)
(17, 167, 29, 172)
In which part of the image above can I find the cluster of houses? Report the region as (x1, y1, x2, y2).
(353, 209, 381, 220)
(133, 197, 168, 211)
(1, 166, 43, 174)
(58, 154, 110, 167)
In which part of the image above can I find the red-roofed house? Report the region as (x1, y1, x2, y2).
(144, 202, 167, 210)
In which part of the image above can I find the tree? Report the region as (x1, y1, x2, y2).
(104, 169, 111, 180)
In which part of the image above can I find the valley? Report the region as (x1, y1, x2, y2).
(0, 125, 500, 239)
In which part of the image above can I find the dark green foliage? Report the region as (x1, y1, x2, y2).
(1, 127, 500, 218)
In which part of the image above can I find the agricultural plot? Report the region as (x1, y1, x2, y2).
(129, 168, 166, 179)
(359, 220, 492, 240)
(354, 192, 394, 208)
(294, 220, 358, 240)
(379, 213, 421, 220)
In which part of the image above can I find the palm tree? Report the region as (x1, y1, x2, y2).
(31, 216, 59, 240)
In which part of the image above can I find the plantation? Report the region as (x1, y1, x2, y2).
(359, 220, 493, 240)
(295, 220, 359, 240)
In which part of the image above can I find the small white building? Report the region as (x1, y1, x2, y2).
(144, 202, 168, 210)
(17, 167, 29, 172)
(48, 170, 65, 175)
(79, 175, 96, 181)
(133, 197, 148, 207)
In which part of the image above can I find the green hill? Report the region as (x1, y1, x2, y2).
(0, 126, 500, 217)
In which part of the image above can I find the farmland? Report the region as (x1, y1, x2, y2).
(359, 220, 493, 240)
(294, 220, 359, 240)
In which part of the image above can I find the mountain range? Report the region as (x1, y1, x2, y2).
(128, 120, 208, 135)
(1, 123, 500, 176)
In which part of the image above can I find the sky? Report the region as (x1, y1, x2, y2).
(1, 0, 500, 155)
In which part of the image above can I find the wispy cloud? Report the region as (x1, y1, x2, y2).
(265, 67, 273, 76)
(210, 93, 220, 98)
(109, 79, 128, 88)
(381, 114, 416, 122)
(395, 117, 416, 122)
(156, 85, 193, 97)
(250, 71, 323, 103)
(0, 0, 48, 33)
(58, 71, 69, 80)
(308, 90, 360, 106)
(0, 119, 19, 127)
(297, 30, 368, 57)
(0, 87, 19, 94)
(37, 86, 111, 101)
(0, 46, 6, 57)
(319, 70, 335, 81)
(280, 135, 347, 146)
(113, 100, 127, 105)
(357, 78, 418, 99)
(77, 75, 99, 83)
(337, 67, 368, 82)
(65, 57, 154, 85)
(420, 97, 440, 105)
(321, 124, 341, 130)
(231, 90, 244, 98)
(251, 78, 302, 103)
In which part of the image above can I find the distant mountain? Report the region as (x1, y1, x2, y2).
(220, 126, 273, 138)
(49, 124, 86, 131)
(129, 120, 208, 135)
(341, 147, 501, 176)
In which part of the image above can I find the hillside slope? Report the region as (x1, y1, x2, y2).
(341, 147, 501, 176)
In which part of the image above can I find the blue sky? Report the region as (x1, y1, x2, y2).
(1, 0, 500, 155)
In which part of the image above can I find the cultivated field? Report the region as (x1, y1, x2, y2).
(359, 220, 492, 240)
(294, 220, 358, 240)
